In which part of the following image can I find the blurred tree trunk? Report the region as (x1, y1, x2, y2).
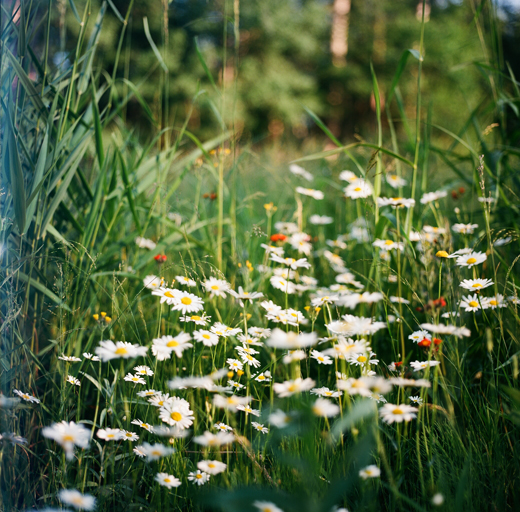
(330, 0, 350, 67)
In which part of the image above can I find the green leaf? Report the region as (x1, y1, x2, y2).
(143, 17, 168, 72)
(78, 1, 107, 94)
(195, 36, 219, 95)
(5, 48, 47, 122)
(26, 131, 49, 231)
(68, 0, 82, 23)
(2, 101, 27, 234)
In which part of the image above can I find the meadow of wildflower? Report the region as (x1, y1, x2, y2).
(1, 1, 520, 512)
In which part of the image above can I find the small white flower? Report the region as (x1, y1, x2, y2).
(312, 398, 340, 417)
(59, 489, 96, 510)
(296, 186, 324, 200)
(188, 470, 211, 485)
(359, 465, 381, 479)
(155, 472, 181, 488)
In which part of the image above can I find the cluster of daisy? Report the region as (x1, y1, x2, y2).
(20, 160, 515, 510)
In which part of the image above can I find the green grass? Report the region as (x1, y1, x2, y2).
(1, 1, 520, 512)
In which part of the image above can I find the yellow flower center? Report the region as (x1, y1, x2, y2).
(472, 283, 482, 288)
(152, 450, 161, 456)
(357, 355, 367, 363)
(354, 187, 362, 192)
(469, 301, 479, 308)
(181, 297, 192, 305)
(258, 375, 265, 380)
(392, 408, 403, 415)
(211, 285, 219, 290)
(171, 412, 182, 421)
(208, 463, 215, 468)
(125, 433, 133, 437)
(164, 291, 175, 298)
(489, 300, 497, 306)
(164, 478, 171, 483)
(288, 384, 298, 392)
(196, 474, 202, 479)
(115, 347, 128, 355)
(385, 240, 393, 246)
(466, 257, 477, 264)
(191, 315, 201, 321)
(62, 435, 74, 441)
(202, 334, 211, 339)
(167, 340, 179, 347)
(318, 357, 324, 361)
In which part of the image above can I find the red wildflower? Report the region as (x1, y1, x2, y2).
(270, 233, 287, 243)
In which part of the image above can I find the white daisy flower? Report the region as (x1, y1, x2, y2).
(420, 190, 447, 204)
(124, 373, 146, 385)
(59, 489, 96, 511)
(236, 404, 260, 416)
(135, 236, 156, 250)
(134, 365, 153, 376)
(484, 294, 507, 309)
(309, 214, 334, 225)
(203, 277, 231, 298)
(460, 278, 494, 291)
(213, 394, 251, 411)
(120, 430, 139, 441)
(377, 197, 415, 208)
(136, 389, 158, 398)
(13, 390, 40, 403)
(289, 164, 314, 181)
(310, 350, 333, 365)
(171, 291, 204, 315)
(137, 441, 175, 461)
(460, 294, 483, 312)
(386, 174, 407, 188)
(253, 501, 284, 512)
(59, 354, 82, 362)
(188, 470, 211, 485)
(175, 275, 197, 287)
(251, 421, 269, 434)
(296, 186, 324, 200)
(410, 360, 441, 372)
(339, 170, 358, 182)
(311, 386, 342, 398)
(152, 333, 193, 360)
(67, 375, 81, 386)
(312, 398, 340, 417)
(456, 251, 487, 268)
(193, 431, 235, 447)
(82, 352, 100, 361)
(179, 313, 210, 326)
(143, 275, 163, 289)
(197, 460, 227, 475)
(344, 179, 373, 199)
(214, 422, 233, 432)
(97, 428, 123, 441)
(452, 223, 478, 234)
(273, 378, 315, 397)
(94, 340, 148, 362)
(359, 465, 381, 479)
(155, 472, 181, 488)
(131, 419, 154, 432)
(193, 330, 219, 347)
(159, 398, 194, 429)
(266, 328, 317, 349)
(151, 287, 180, 305)
(379, 403, 418, 424)
(409, 396, 423, 405)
